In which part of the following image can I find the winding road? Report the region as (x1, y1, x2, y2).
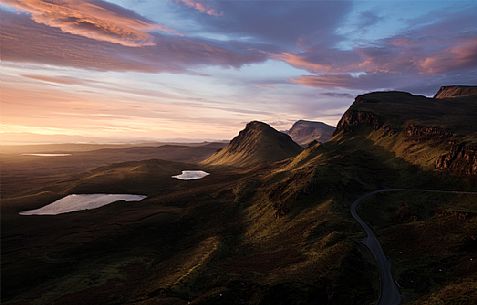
(351, 189, 477, 305)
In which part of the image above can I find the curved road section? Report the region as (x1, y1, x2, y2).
(351, 189, 477, 305)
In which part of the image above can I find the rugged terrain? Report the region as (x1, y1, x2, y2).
(334, 89, 477, 176)
(285, 120, 335, 146)
(2, 86, 476, 305)
(358, 191, 477, 304)
(433, 85, 477, 99)
(203, 121, 302, 167)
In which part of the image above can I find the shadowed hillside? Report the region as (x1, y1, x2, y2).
(334, 90, 477, 176)
(2, 87, 476, 305)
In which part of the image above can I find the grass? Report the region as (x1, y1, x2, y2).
(2, 93, 476, 305)
(2, 149, 380, 305)
(358, 191, 477, 304)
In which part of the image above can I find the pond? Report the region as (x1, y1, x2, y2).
(172, 170, 210, 180)
(20, 194, 147, 215)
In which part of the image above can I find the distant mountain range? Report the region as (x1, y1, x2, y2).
(204, 85, 477, 174)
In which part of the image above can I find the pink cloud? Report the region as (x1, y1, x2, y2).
(0, 10, 267, 73)
(280, 30, 477, 93)
(0, 0, 179, 47)
(292, 74, 366, 89)
(419, 38, 477, 74)
(177, 0, 222, 17)
(21, 74, 89, 85)
(274, 52, 334, 73)
(275, 9, 477, 82)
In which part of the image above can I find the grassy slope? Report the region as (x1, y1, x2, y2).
(3, 92, 476, 305)
(2, 133, 473, 305)
(249, 127, 475, 304)
(343, 92, 477, 173)
(203, 121, 301, 167)
(358, 192, 477, 304)
(2, 152, 378, 305)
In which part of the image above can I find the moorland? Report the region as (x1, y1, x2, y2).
(1, 86, 477, 305)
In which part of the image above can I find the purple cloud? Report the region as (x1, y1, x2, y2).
(1, 0, 180, 46)
(280, 8, 477, 94)
(176, 0, 352, 48)
(0, 9, 269, 73)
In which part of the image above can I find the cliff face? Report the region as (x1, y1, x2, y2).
(335, 110, 382, 134)
(404, 124, 453, 140)
(334, 90, 477, 177)
(434, 85, 477, 99)
(436, 142, 477, 176)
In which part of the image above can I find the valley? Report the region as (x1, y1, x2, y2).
(1, 86, 476, 305)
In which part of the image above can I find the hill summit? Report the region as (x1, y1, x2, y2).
(202, 121, 301, 167)
(286, 120, 335, 145)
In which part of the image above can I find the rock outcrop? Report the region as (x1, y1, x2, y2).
(436, 142, 477, 176)
(434, 85, 477, 99)
(334, 110, 382, 134)
(404, 124, 453, 140)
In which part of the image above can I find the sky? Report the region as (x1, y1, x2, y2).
(1, 0, 476, 144)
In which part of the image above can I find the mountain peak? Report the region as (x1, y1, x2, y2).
(203, 121, 301, 167)
(246, 120, 270, 128)
(286, 120, 335, 146)
(294, 119, 327, 125)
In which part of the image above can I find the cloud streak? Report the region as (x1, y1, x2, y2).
(1, 0, 178, 46)
(176, 0, 222, 16)
(0, 10, 268, 73)
(279, 9, 477, 94)
(21, 74, 89, 85)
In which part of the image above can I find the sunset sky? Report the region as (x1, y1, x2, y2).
(1, 0, 476, 144)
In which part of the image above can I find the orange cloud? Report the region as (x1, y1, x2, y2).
(177, 0, 222, 16)
(274, 52, 334, 73)
(0, 10, 267, 73)
(0, 0, 179, 46)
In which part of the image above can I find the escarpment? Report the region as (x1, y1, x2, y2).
(434, 85, 477, 99)
(333, 89, 477, 176)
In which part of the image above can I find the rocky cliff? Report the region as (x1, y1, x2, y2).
(334, 89, 477, 176)
(434, 85, 477, 99)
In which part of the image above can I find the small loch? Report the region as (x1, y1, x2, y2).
(172, 170, 210, 180)
(20, 194, 147, 215)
